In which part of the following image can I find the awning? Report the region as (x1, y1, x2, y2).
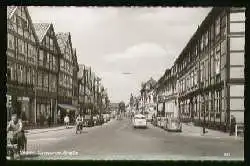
(58, 104, 78, 111)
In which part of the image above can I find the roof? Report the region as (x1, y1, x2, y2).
(7, 6, 17, 19)
(56, 32, 70, 53)
(33, 23, 51, 42)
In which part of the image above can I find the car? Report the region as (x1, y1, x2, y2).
(133, 114, 147, 129)
(164, 117, 182, 132)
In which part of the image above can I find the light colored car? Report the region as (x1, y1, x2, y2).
(165, 118, 182, 132)
(133, 114, 147, 129)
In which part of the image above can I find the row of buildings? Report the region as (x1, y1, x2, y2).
(132, 7, 245, 132)
(6, 6, 109, 126)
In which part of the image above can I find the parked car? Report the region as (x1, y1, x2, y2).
(133, 114, 147, 129)
(164, 117, 182, 132)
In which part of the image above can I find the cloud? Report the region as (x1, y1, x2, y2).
(136, 7, 212, 25)
(105, 42, 167, 62)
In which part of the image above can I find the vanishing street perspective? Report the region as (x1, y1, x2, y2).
(6, 6, 245, 160)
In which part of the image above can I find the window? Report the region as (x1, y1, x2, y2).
(46, 36, 49, 48)
(39, 50, 44, 66)
(38, 73, 43, 89)
(211, 56, 214, 77)
(230, 37, 245, 51)
(18, 39, 23, 54)
(210, 24, 215, 46)
(22, 19, 28, 30)
(215, 46, 221, 75)
(221, 39, 227, 55)
(20, 65, 23, 83)
(215, 17, 220, 36)
(23, 41, 27, 54)
(7, 62, 12, 81)
(8, 33, 14, 49)
(22, 67, 26, 84)
(43, 73, 48, 89)
(230, 22, 245, 33)
(32, 69, 36, 85)
(200, 63, 204, 82)
(50, 38, 53, 50)
(230, 12, 245, 22)
(205, 31, 209, 47)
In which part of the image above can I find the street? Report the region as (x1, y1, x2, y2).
(23, 118, 244, 160)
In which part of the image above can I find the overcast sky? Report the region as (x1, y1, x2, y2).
(28, 6, 212, 103)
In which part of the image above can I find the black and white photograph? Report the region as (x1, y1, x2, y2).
(6, 6, 245, 160)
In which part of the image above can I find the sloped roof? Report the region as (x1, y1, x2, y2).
(56, 32, 70, 53)
(7, 6, 17, 19)
(33, 23, 51, 42)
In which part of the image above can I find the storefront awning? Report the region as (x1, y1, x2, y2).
(58, 104, 78, 111)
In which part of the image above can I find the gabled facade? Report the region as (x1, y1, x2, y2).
(6, 6, 39, 123)
(33, 23, 60, 125)
(56, 32, 76, 123)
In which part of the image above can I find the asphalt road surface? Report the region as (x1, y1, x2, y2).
(23, 118, 244, 160)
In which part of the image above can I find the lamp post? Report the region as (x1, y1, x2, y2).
(202, 95, 206, 134)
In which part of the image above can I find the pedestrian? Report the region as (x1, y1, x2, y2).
(64, 114, 70, 128)
(230, 115, 236, 136)
(48, 115, 51, 127)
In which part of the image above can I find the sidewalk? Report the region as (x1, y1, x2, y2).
(25, 125, 74, 135)
(26, 119, 115, 135)
(181, 123, 244, 140)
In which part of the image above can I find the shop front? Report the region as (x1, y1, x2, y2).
(58, 104, 78, 125)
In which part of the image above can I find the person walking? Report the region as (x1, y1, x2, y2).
(48, 115, 52, 127)
(64, 114, 70, 129)
(230, 115, 236, 136)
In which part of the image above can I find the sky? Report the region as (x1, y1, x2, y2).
(28, 6, 212, 103)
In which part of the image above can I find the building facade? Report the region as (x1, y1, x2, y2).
(7, 6, 38, 123)
(156, 7, 245, 131)
(56, 32, 76, 123)
(33, 23, 60, 125)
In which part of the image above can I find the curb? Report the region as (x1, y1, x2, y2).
(26, 127, 68, 135)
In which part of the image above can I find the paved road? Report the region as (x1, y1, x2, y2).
(23, 118, 244, 160)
